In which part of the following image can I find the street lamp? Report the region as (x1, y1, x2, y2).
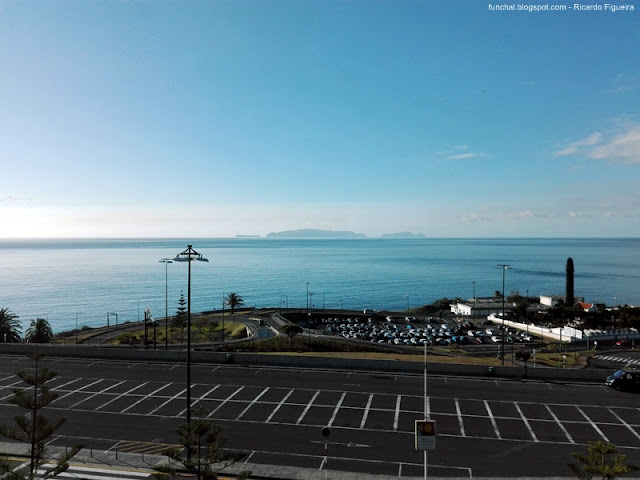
(173, 245, 209, 432)
(472, 281, 477, 319)
(497, 264, 512, 366)
(75, 313, 82, 344)
(159, 258, 173, 350)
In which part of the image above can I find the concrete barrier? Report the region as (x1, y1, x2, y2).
(0, 343, 610, 383)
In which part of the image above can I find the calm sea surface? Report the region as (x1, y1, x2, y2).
(0, 238, 638, 334)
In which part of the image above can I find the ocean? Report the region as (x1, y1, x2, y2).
(0, 238, 638, 334)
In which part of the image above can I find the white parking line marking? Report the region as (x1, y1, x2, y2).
(236, 387, 270, 420)
(149, 388, 186, 415)
(0, 380, 25, 401)
(545, 405, 574, 443)
(95, 382, 149, 411)
(577, 407, 609, 443)
(297, 390, 321, 425)
(68, 380, 126, 409)
(121, 383, 173, 413)
(515, 403, 538, 442)
(266, 389, 294, 423)
(206, 387, 244, 418)
(484, 400, 501, 439)
(54, 379, 104, 403)
(609, 408, 640, 441)
(360, 393, 374, 429)
(328, 392, 347, 427)
(393, 395, 401, 431)
(455, 399, 466, 437)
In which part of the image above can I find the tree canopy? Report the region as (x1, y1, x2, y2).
(25, 318, 53, 344)
(0, 308, 22, 343)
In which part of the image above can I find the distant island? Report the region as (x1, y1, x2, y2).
(266, 229, 366, 238)
(380, 232, 425, 238)
(235, 234, 261, 238)
(265, 229, 424, 238)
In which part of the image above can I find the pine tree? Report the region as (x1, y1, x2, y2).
(154, 406, 251, 480)
(172, 292, 188, 343)
(0, 353, 82, 479)
(569, 441, 638, 480)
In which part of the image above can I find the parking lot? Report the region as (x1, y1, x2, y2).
(319, 314, 535, 347)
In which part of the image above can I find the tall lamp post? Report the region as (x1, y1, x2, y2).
(497, 264, 512, 366)
(173, 245, 209, 432)
(159, 258, 173, 350)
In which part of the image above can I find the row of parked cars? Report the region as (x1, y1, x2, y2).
(321, 315, 539, 346)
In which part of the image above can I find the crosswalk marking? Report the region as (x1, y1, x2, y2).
(596, 355, 640, 365)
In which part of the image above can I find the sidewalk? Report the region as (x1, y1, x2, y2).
(3, 442, 638, 480)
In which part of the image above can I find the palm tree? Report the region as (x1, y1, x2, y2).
(26, 318, 53, 344)
(225, 293, 244, 316)
(0, 308, 22, 343)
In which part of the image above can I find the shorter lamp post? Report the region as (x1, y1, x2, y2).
(497, 264, 512, 366)
(159, 258, 173, 350)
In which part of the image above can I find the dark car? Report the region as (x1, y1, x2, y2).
(605, 368, 640, 392)
(616, 339, 631, 347)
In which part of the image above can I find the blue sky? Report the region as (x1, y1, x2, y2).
(1, 1, 639, 238)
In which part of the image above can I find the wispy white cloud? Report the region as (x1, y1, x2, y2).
(555, 121, 640, 164)
(605, 73, 640, 94)
(435, 145, 484, 161)
(555, 132, 602, 156)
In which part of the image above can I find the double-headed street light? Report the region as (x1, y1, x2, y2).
(173, 245, 209, 431)
(159, 258, 173, 350)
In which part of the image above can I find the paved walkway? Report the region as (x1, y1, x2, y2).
(3, 442, 639, 480)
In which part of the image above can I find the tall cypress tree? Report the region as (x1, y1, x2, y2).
(566, 257, 575, 306)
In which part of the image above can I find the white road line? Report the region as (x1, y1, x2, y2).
(545, 405, 574, 443)
(95, 382, 149, 411)
(455, 399, 466, 437)
(266, 389, 294, 423)
(609, 408, 640, 441)
(359, 393, 374, 429)
(54, 379, 104, 403)
(297, 390, 321, 425)
(393, 395, 402, 431)
(484, 400, 502, 439)
(327, 392, 346, 427)
(149, 388, 186, 415)
(207, 386, 244, 418)
(68, 380, 126, 409)
(121, 383, 173, 413)
(236, 387, 270, 420)
(515, 403, 538, 442)
(577, 407, 609, 443)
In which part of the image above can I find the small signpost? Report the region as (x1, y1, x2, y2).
(415, 420, 436, 451)
(321, 427, 330, 480)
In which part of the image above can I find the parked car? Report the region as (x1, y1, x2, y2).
(616, 339, 632, 347)
(605, 368, 640, 392)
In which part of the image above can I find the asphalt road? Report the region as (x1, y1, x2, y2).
(0, 354, 638, 478)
